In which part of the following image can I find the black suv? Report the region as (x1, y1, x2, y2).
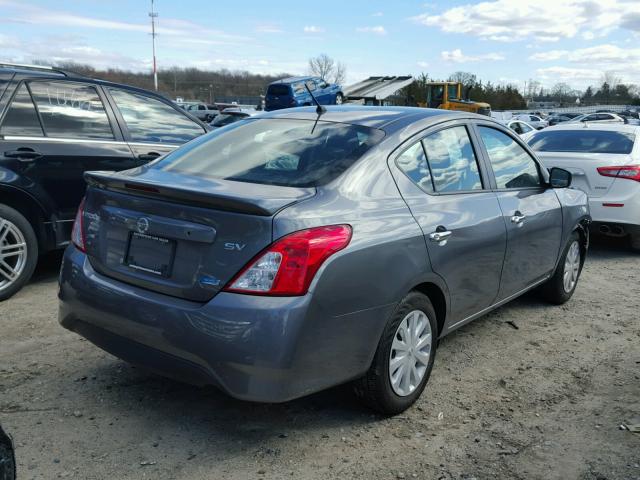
(0, 63, 209, 300)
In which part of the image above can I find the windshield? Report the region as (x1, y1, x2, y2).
(528, 130, 635, 154)
(155, 118, 385, 187)
(267, 84, 291, 96)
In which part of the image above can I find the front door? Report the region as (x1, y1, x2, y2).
(390, 122, 507, 325)
(0, 81, 137, 242)
(474, 125, 563, 299)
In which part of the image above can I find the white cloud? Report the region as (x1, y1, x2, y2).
(529, 50, 569, 61)
(303, 25, 324, 33)
(441, 49, 505, 63)
(372, 12, 383, 17)
(410, 0, 640, 42)
(417, 61, 429, 68)
(356, 26, 387, 35)
(535, 66, 602, 82)
(255, 24, 283, 34)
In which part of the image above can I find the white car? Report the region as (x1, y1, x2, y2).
(514, 114, 548, 130)
(528, 124, 640, 249)
(506, 120, 537, 141)
(570, 112, 625, 124)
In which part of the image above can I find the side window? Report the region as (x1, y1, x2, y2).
(0, 84, 44, 136)
(305, 80, 317, 92)
(520, 123, 533, 133)
(510, 122, 523, 134)
(109, 89, 205, 144)
(29, 82, 113, 140)
(447, 85, 457, 100)
(396, 142, 433, 193)
(478, 126, 541, 189)
(198, 105, 206, 110)
(422, 126, 483, 192)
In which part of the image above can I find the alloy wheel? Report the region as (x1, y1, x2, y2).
(563, 240, 580, 293)
(0, 218, 28, 293)
(388, 309, 433, 396)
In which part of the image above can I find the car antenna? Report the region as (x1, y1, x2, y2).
(304, 82, 326, 134)
(305, 82, 326, 115)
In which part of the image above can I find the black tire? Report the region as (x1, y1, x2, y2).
(0, 204, 38, 301)
(354, 292, 438, 415)
(335, 93, 344, 105)
(630, 233, 640, 252)
(539, 231, 582, 305)
(0, 426, 16, 480)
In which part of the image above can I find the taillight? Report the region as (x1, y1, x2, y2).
(597, 165, 640, 182)
(71, 198, 86, 252)
(224, 225, 352, 296)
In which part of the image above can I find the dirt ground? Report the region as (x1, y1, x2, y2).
(1, 235, 638, 480)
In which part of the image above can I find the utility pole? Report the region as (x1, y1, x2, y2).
(149, 0, 158, 91)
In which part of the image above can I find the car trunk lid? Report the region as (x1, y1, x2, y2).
(82, 169, 315, 302)
(536, 151, 635, 198)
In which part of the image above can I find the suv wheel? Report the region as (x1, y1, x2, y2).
(335, 93, 344, 105)
(0, 205, 38, 301)
(630, 233, 640, 251)
(540, 231, 582, 304)
(354, 292, 437, 415)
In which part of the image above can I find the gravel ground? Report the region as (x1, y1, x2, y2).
(1, 235, 639, 480)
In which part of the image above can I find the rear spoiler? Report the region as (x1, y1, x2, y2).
(84, 170, 315, 216)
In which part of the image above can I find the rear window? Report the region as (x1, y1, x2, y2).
(528, 130, 635, 154)
(155, 118, 385, 187)
(267, 84, 290, 96)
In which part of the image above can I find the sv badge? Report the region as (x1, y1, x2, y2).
(224, 242, 246, 251)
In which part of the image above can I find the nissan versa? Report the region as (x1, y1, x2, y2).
(59, 106, 590, 414)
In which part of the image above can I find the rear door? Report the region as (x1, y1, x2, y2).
(474, 124, 563, 299)
(0, 80, 136, 236)
(390, 121, 507, 325)
(105, 87, 206, 163)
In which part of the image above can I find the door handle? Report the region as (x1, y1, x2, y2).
(511, 211, 526, 224)
(138, 152, 161, 161)
(429, 227, 452, 242)
(4, 148, 42, 161)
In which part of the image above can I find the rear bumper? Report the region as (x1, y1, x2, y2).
(58, 246, 391, 402)
(588, 192, 640, 228)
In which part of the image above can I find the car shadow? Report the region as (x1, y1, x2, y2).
(30, 250, 64, 284)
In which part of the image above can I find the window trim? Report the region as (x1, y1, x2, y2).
(470, 122, 547, 192)
(25, 79, 118, 141)
(391, 120, 490, 196)
(104, 86, 206, 144)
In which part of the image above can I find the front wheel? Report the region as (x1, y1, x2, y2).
(539, 232, 582, 304)
(630, 233, 640, 251)
(335, 93, 344, 105)
(0, 204, 38, 301)
(354, 292, 437, 415)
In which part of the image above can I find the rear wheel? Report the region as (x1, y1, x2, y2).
(354, 292, 437, 415)
(630, 233, 640, 251)
(0, 204, 38, 301)
(335, 93, 344, 105)
(540, 232, 582, 304)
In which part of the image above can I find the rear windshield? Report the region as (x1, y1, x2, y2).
(528, 130, 635, 154)
(267, 84, 290, 96)
(155, 118, 385, 187)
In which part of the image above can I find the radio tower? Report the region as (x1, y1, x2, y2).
(149, 0, 158, 91)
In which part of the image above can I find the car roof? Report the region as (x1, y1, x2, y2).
(270, 76, 315, 84)
(1, 66, 176, 104)
(534, 123, 640, 134)
(257, 105, 491, 133)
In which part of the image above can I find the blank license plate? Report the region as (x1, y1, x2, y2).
(125, 232, 175, 277)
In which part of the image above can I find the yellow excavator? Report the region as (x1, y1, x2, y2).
(423, 82, 491, 116)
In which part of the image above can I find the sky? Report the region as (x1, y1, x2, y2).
(1, 0, 640, 91)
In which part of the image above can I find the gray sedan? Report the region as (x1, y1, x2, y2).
(58, 107, 590, 414)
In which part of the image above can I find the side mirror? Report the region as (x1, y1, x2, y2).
(549, 167, 572, 188)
